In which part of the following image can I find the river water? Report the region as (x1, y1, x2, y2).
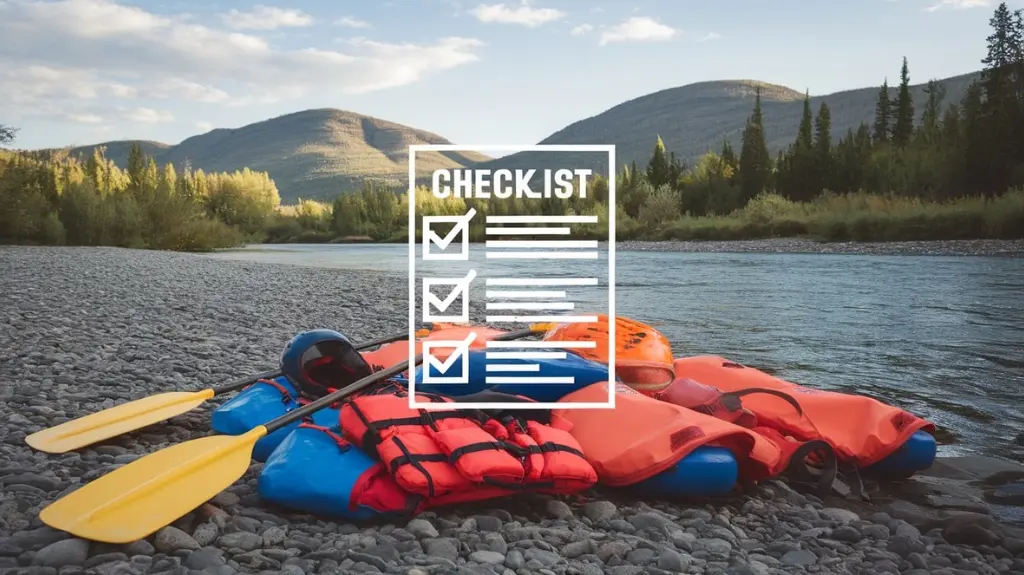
(203, 243, 1024, 462)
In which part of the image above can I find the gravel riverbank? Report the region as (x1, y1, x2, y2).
(2, 245, 1023, 575)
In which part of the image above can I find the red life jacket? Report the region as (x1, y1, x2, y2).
(339, 388, 598, 508)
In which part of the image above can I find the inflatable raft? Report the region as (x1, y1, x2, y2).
(216, 323, 936, 520)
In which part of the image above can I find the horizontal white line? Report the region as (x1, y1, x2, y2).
(486, 290, 567, 299)
(486, 240, 598, 249)
(485, 302, 574, 310)
(486, 252, 599, 259)
(485, 215, 600, 224)
(486, 315, 599, 323)
(484, 377, 577, 384)
(485, 341, 597, 348)
(486, 278, 599, 286)
(485, 364, 540, 372)
(485, 351, 567, 360)
(409, 401, 615, 410)
(485, 227, 571, 235)
(408, 144, 615, 153)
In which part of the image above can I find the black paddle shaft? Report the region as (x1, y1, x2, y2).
(264, 327, 540, 434)
(210, 329, 422, 396)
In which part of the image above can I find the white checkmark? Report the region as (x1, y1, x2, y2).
(422, 331, 478, 384)
(423, 208, 476, 261)
(423, 269, 477, 322)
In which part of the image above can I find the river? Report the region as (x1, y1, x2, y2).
(203, 243, 1024, 462)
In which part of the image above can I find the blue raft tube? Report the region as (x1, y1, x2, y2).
(210, 375, 342, 462)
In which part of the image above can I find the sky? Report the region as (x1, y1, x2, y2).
(0, 0, 1017, 151)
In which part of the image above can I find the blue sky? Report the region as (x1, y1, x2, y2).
(0, 0, 1013, 151)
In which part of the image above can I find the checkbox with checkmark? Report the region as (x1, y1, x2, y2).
(423, 207, 477, 260)
(422, 331, 478, 384)
(422, 269, 477, 323)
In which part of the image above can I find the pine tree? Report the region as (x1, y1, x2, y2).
(873, 80, 891, 144)
(892, 57, 915, 146)
(646, 136, 672, 188)
(813, 102, 833, 195)
(126, 142, 146, 195)
(738, 87, 771, 201)
(796, 92, 813, 153)
(720, 139, 738, 176)
(980, 2, 1022, 191)
(919, 80, 946, 145)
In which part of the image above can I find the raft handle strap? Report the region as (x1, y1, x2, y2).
(248, 378, 297, 406)
(297, 422, 351, 453)
(721, 388, 804, 417)
(784, 439, 838, 497)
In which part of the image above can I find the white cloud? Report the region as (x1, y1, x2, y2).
(599, 17, 676, 46)
(470, 2, 566, 27)
(220, 5, 313, 30)
(570, 23, 593, 36)
(67, 113, 103, 123)
(698, 32, 721, 42)
(335, 15, 371, 28)
(925, 0, 989, 11)
(148, 78, 231, 103)
(196, 121, 213, 132)
(0, 0, 484, 121)
(125, 107, 174, 123)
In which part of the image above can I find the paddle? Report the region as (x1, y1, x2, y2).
(38, 324, 546, 544)
(25, 328, 432, 455)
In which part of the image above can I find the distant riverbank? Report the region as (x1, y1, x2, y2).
(615, 238, 1024, 257)
(266, 238, 1024, 258)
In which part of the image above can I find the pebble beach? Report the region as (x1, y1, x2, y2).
(2, 245, 1023, 575)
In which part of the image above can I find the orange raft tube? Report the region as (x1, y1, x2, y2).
(671, 356, 936, 469)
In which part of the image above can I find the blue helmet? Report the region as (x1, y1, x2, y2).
(280, 329, 373, 399)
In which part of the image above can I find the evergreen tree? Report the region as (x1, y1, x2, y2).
(892, 57, 915, 146)
(980, 2, 1022, 191)
(796, 92, 813, 153)
(813, 102, 833, 194)
(873, 80, 891, 144)
(738, 87, 771, 201)
(126, 142, 146, 196)
(919, 80, 946, 144)
(646, 136, 672, 188)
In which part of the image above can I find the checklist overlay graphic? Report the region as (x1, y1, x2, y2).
(408, 144, 616, 411)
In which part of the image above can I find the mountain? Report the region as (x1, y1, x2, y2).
(477, 72, 981, 177)
(65, 109, 491, 203)
(60, 71, 981, 202)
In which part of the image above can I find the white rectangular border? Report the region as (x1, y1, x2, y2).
(408, 144, 616, 410)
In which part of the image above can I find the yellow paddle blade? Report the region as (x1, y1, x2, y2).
(39, 426, 267, 543)
(25, 389, 217, 455)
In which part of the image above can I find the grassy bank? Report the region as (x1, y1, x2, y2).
(265, 189, 1024, 244)
(652, 189, 1024, 242)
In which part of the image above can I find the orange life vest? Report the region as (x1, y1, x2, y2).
(362, 326, 510, 372)
(339, 389, 597, 507)
(671, 356, 936, 468)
